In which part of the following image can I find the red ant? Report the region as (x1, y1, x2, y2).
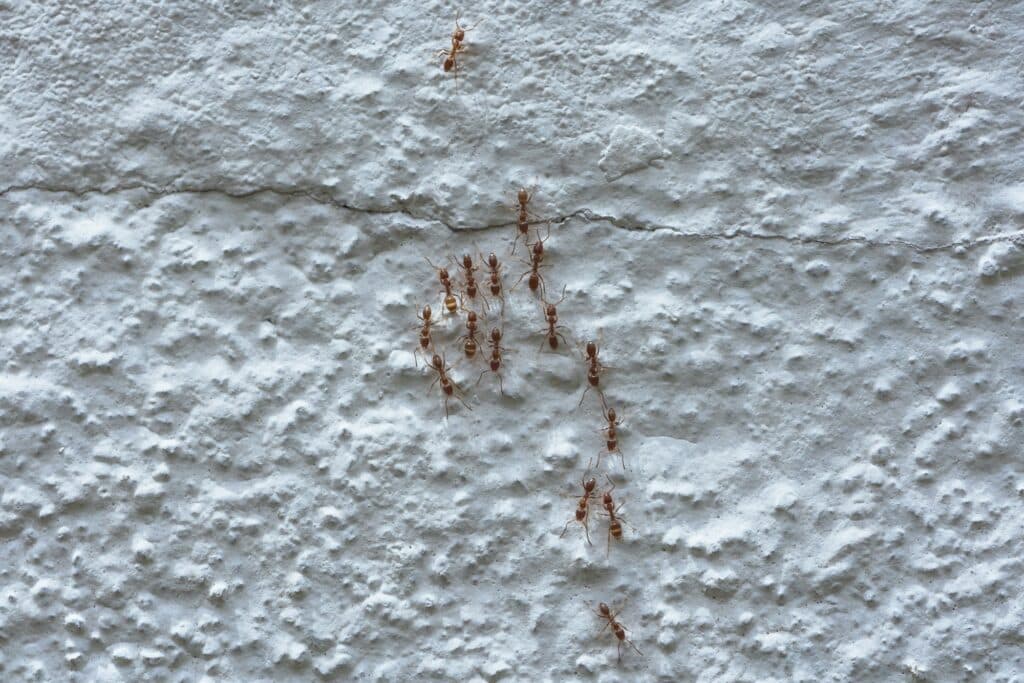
(538, 285, 569, 351)
(482, 252, 504, 309)
(511, 184, 537, 254)
(424, 257, 460, 315)
(511, 222, 551, 296)
(578, 340, 610, 408)
(600, 476, 633, 556)
(454, 253, 487, 312)
(592, 600, 642, 663)
(414, 304, 435, 367)
(559, 474, 597, 545)
(596, 406, 625, 469)
(458, 309, 481, 359)
(476, 327, 507, 394)
(427, 353, 471, 419)
(436, 11, 481, 85)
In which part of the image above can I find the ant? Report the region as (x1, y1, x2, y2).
(511, 222, 551, 297)
(458, 309, 481, 359)
(511, 184, 538, 254)
(414, 304, 435, 367)
(482, 252, 505, 310)
(600, 476, 633, 556)
(476, 327, 508, 394)
(538, 285, 569, 351)
(596, 406, 625, 469)
(436, 11, 481, 85)
(578, 340, 610, 408)
(454, 253, 487, 312)
(425, 257, 460, 315)
(559, 474, 597, 545)
(592, 600, 642, 663)
(428, 353, 471, 419)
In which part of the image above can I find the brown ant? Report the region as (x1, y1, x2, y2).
(538, 285, 569, 351)
(578, 340, 610, 408)
(596, 406, 625, 469)
(511, 184, 538, 254)
(457, 309, 481, 359)
(476, 327, 507, 394)
(424, 257, 460, 315)
(592, 600, 642, 663)
(454, 253, 487, 312)
(600, 476, 633, 556)
(511, 222, 551, 297)
(559, 474, 597, 545)
(427, 353, 471, 419)
(436, 11, 481, 85)
(482, 251, 505, 309)
(414, 304, 435, 367)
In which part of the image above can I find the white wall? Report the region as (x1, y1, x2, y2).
(1, 1, 1022, 680)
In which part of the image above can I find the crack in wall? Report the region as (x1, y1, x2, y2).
(2, 183, 1021, 254)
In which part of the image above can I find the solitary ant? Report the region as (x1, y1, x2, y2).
(436, 11, 481, 85)
(414, 304, 434, 367)
(458, 309, 481, 359)
(511, 185, 537, 254)
(600, 476, 633, 556)
(538, 285, 569, 351)
(428, 353, 471, 419)
(425, 257, 460, 315)
(511, 222, 551, 297)
(560, 474, 598, 545)
(476, 327, 507, 394)
(593, 600, 642, 663)
(596, 406, 625, 469)
(578, 340, 610, 408)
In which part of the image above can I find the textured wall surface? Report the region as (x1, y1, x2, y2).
(2, 1, 1024, 681)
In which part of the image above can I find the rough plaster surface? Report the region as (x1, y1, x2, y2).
(2, 1, 1024, 681)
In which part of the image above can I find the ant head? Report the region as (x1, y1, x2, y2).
(584, 477, 597, 492)
(533, 239, 544, 256)
(586, 341, 597, 357)
(545, 303, 557, 317)
(490, 328, 501, 342)
(462, 254, 473, 268)
(467, 310, 477, 323)
(487, 252, 498, 268)
(431, 354, 443, 369)
(453, 27, 465, 42)
(598, 602, 611, 616)
(603, 490, 614, 505)
(438, 266, 450, 279)
(423, 304, 432, 319)
(443, 56, 455, 72)
(606, 407, 617, 421)
(517, 187, 529, 205)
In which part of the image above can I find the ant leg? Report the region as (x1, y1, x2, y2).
(497, 372, 506, 396)
(625, 637, 642, 656)
(560, 518, 574, 538)
(475, 367, 488, 387)
(617, 640, 623, 664)
(428, 373, 441, 394)
(606, 528, 612, 558)
(556, 331, 570, 348)
(578, 384, 592, 408)
(618, 448, 626, 470)
(583, 515, 593, 545)
(509, 268, 530, 292)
